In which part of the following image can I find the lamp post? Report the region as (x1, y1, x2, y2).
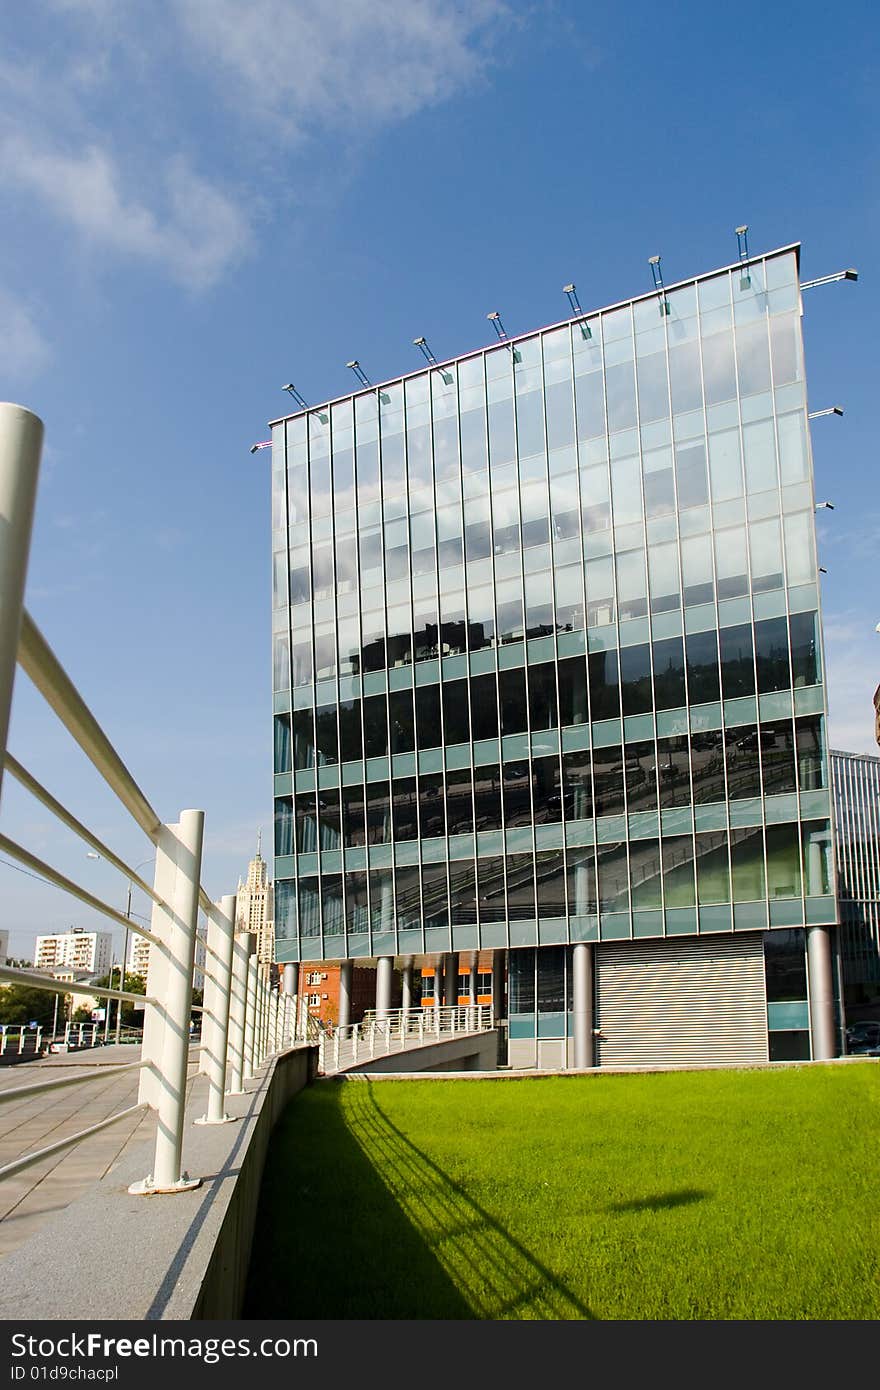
(86, 851, 155, 1044)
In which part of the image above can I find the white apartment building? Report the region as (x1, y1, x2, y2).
(34, 928, 112, 976)
(0, 929, 8, 966)
(128, 930, 206, 991)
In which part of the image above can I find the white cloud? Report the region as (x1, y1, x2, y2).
(172, 0, 510, 136)
(0, 289, 50, 381)
(0, 137, 251, 290)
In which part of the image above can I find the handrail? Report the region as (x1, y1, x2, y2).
(0, 964, 155, 1004)
(0, 1059, 148, 1105)
(17, 609, 163, 844)
(0, 1104, 149, 1183)
(0, 835, 162, 946)
(3, 753, 169, 912)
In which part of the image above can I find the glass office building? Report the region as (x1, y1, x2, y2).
(832, 749, 880, 1019)
(269, 243, 840, 1067)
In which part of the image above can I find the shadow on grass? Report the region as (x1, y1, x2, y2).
(605, 1189, 709, 1214)
(244, 1079, 593, 1320)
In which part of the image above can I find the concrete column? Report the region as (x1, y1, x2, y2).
(375, 956, 393, 1019)
(443, 953, 457, 1010)
(492, 950, 506, 1021)
(0, 404, 43, 807)
(226, 931, 254, 1094)
(807, 926, 836, 1060)
(338, 959, 353, 1029)
(468, 956, 479, 1006)
(401, 958, 414, 1013)
(572, 942, 594, 1069)
(244, 953, 259, 1078)
(197, 893, 236, 1125)
(282, 963, 297, 995)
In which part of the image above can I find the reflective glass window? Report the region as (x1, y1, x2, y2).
(789, 612, 819, 687)
(507, 853, 536, 920)
(395, 865, 422, 931)
(442, 678, 470, 746)
(339, 699, 362, 764)
(585, 556, 615, 627)
(274, 714, 292, 774)
(341, 784, 366, 847)
(625, 740, 657, 813)
(598, 841, 629, 913)
(731, 826, 765, 901)
(317, 788, 341, 849)
(344, 870, 368, 933)
(558, 656, 588, 726)
(274, 796, 294, 857)
(500, 668, 528, 735)
(366, 781, 392, 845)
(362, 693, 388, 758)
(369, 867, 396, 932)
(315, 705, 338, 766)
(593, 744, 625, 817)
(416, 685, 442, 750)
(418, 771, 445, 838)
(630, 837, 662, 909)
(754, 617, 791, 692)
(502, 760, 533, 827)
(658, 735, 690, 807)
(528, 663, 558, 731)
(298, 876, 321, 937)
(478, 857, 506, 922)
(795, 715, 825, 791)
(696, 832, 730, 904)
(295, 792, 318, 853)
(449, 860, 478, 924)
(685, 629, 720, 703)
(616, 547, 648, 620)
(619, 643, 653, 715)
(562, 749, 594, 821)
(473, 762, 502, 830)
(422, 861, 449, 928)
(446, 766, 474, 836)
(536, 853, 567, 918)
(662, 835, 696, 907)
(392, 777, 419, 841)
(470, 672, 499, 740)
(766, 823, 801, 898)
(293, 709, 315, 770)
(719, 624, 755, 698)
(589, 654, 621, 726)
(690, 729, 726, 804)
(653, 636, 686, 710)
(725, 725, 761, 799)
(532, 755, 562, 825)
(675, 441, 709, 510)
(714, 525, 749, 599)
(567, 847, 597, 914)
(802, 821, 832, 896)
(760, 721, 796, 796)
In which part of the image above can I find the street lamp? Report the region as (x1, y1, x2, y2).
(85, 852, 155, 1044)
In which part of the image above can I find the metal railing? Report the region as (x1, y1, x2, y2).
(0, 1025, 43, 1058)
(0, 402, 299, 1195)
(318, 1004, 494, 1074)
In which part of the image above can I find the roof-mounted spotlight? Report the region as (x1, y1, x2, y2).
(801, 268, 859, 290)
(250, 440, 272, 454)
(346, 360, 371, 389)
(563, 282, 592, 339)
(413, 336, 438, 366)
(487, 310, 521, 362)
(815, 501, 835, 510)
(649, 255, 670, 315)
(735, 225, 751, 288)
(282, 383, 310, 411)
(809, 406, 844, 419)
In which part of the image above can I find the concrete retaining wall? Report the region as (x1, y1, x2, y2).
(345, 1030, 498, 1074)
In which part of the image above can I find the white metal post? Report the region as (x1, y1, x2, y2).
(0, 404, 43, 809)
(130, 809, 205, 1194)
(196, 893, 236, 1125)
(226, 930, 254, 1095)
(244, 953, 259, 1080)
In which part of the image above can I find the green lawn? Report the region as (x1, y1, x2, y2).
(244, 1065, 880, 1320)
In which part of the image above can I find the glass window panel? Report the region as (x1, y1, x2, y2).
(546, 377, 575, 452)
(643, 446, 675, 519)
(473, 762, 502, 830)
(619, 642, 653, 715)
(720, 624, 755, 698)
(636, 351, 670, 424)
(777, 412, 808, 485)
(369, 866, 396, 932)
(690, 729, 726, 804)
(735, 320, 771, 397)
(416, 685, 442, 750)
(478, 856, 507, 923)
(516, 389, 545, 459)
(295, 792, 318, 853)
(754, 616, 790, 692)
(555, 563, 585, 632)
(525, 567, 554, 639)
(362, 693, 388, 758)
(725, 724, 761, 799)
(675, 441, 709, 510)
(422, 861, 449, 928)
(366, 781, 392, 846)
(395, 864, 422, 931)
(532, 754, 562, 825)
(714, 525, 749, 599)
(313, 627, 337, 682)
(418, 771, 446, 839)
(605, 362, 637, 432)
(802, 821, 832, 896)
(503, 760, 533, 827)
(783, 512, 816, 587)
(685, 629, 720, 703)
(696, 832, 730, 904)
(442, 678, 470, 745)
(662, 835, 696, 907)
(344, 870, 368, 933)
(575, 367, 606, 440)
(449, 860, 478, 925)
(749, 517, 784, 593)
(446, 766, 474, 836)
(796, 714, 825, 791)
(598, 841, 629, 913)
(414, 600, 440, 662)
(593, 744, 625, 817)
(630, 837, 662, 909)
(468, 583, 495, 651)
(567, 847, 597, 914)
(760, 720, 796, 796)
(669, 340, 703, 415)
(681, 533, 714, 608)
(589, 649, 620, 721)
(315, 705, 338, 766)
(274, 714, 291, 774)
(625, 740, 657, 813)
(318, 787, 341, 849)
(274, 631, 291, 690)
(708, 429, 743, 502)
(770, 313, 803, 387)
(616, 548, 648, 620)
(293, 709, 315, 770)
(528, 663, 558, 731)
(496, 575, 524, 645)
(536, 854, 567, 918)
(789, 612, 819, 688)
(585, 556, 615, 627)
(488, 395, 516, 469)
(558, 656, 588, 726)
(766, 824, 801, 898)
(509, 947, 535, 1014)
(392, 776, 419, 841)
(440, 590, 467, 658)
(743, 419, 777, 495)
(337, 615, 361, 679)
(339, 698, 363, 764)
(765, 927, 807, 1001)
(298, 876, 321, 937)
(287, 554, 309, 606)
(274, 796, 294, 856)
(658, 735, 690, 807)
(321, 875, 344, 936)
(359, 611, 385, 674)
(341, 784, 366, 847)
(610, 454, 642, 525)
(731, 827, 765, 900)
(563, 749, 594, 821)
(700, 328, 737, 405)
(581, 463, 611, 532)
(648, 541, 681, 614)
(470, 672, 499, 740)
(507, 853, 536, 920)
(500, 667, 528, 734)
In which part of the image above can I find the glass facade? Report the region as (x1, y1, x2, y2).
(270, 246, 836, 970)
(831, 750, 880, 1012)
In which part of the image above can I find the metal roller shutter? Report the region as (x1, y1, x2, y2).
(596, 933, 768, 1067)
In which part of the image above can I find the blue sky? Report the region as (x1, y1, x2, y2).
(1, 0, 877, 960)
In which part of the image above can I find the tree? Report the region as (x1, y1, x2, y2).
(0, 983, 59, 1029)
(91, 971, 146, 1027)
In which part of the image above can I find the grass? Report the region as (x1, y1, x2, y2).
(244, 1065, 880, 1320)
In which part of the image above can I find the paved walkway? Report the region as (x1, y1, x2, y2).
(0, 1046, 203, 1260)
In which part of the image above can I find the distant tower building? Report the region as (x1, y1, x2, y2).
(237, 834, 275, 964)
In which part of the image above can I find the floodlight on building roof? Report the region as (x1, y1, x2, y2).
(282, 383, 310, 411)
(735, 225, 752, 286)
(809, 407, 844, 419)
(563, 282, 593, 340)
(815, 501, 835, 510)
(649, 255, 670, 315)
(413, 336, 438, 366)
(801, 268, 859, 290)
(250, 441, 272, 454)
(487, 310, 509, 343)
(346, 360, 372, 389)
